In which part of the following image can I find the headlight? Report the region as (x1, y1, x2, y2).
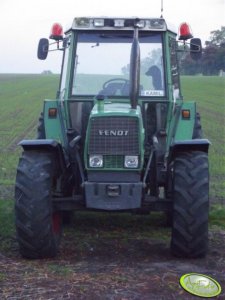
(74, 17, 90, 27)
(124, 156, 139, 168)
(94, 18, 104, 27)
(89, 155, 103, 168)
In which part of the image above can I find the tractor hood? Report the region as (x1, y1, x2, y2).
(91, 102, 142, 118)
(84, 101, 145, 171)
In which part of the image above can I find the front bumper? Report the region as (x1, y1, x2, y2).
(84, 182, 143, 210)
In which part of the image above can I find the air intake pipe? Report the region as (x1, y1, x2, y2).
(129, 27, 140, 109)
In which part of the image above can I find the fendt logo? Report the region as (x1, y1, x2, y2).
(98, 130, 129, 136)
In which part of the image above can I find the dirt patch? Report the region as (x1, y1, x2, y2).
(0, 214, 224, 299)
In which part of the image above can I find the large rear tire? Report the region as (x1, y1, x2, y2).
(171, 151, 209, 258)
(15, 151, 62, 258)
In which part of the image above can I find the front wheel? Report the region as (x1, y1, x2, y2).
(15, 151, 62, 258)
(171, 151, 209, 258)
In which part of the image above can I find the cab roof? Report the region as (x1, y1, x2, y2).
(69, 17, 177, 34)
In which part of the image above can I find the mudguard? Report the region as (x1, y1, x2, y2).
(18, 139, 67, 171)
(168, 139, 210, 162)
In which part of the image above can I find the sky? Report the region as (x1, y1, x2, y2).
(0, 0, 224, 74)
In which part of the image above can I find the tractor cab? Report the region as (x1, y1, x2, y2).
(38, 18, 202, 157)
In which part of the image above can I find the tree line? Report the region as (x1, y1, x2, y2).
(179, 26, 225, 75)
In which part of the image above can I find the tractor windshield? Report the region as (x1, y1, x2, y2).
(72, 31, 165, 97)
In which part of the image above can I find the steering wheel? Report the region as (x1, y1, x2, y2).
(102, 78, 129, 89)
(101, 78, 130, 96)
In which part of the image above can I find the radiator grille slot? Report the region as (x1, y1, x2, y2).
(104, 155, 124, 169)
(88, 117, 139, 155)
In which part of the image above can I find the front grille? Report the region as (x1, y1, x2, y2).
(88, 117, 139, 155)
(104, 155, 124, 169)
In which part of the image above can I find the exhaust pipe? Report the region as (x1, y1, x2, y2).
(129, 27, 140, 109)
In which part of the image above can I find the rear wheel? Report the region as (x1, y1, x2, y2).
(15, 151, 62, 258)
(171, 151, 209, 258)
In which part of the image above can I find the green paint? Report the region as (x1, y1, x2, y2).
(84, 102, 145, 171)
(44, 100, 64, 145)
(174, 102, 196, 141)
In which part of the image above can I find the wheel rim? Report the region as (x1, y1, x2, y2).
(52, 212, 61, 234)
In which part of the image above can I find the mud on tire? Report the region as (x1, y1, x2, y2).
(171, 151, 209, 258)
(15, 151, 62, 259)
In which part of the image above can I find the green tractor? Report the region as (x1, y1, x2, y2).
(15, 17, 210, 259)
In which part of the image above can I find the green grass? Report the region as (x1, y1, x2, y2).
(0, 74, 224, 201)
(209, 205, 225, 229)
(0, 74, 59, 188)
(0, 200, 15, 254)
(0, 199, 14, 237)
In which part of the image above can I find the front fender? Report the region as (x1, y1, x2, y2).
(19, 139, 67, 171)
(168, 139, 210, 162)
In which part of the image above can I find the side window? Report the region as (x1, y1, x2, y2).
(140, 42, 165, 97)
(169, 37, 181, 100)
(60, 36, 70, 94)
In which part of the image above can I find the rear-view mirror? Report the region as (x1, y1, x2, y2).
(37, 38, 49, 60)
(190, 38, 202, 60)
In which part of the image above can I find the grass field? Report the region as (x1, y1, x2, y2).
(181, 76, 225, 202)
(0, 74, 59, 197)
(0, 74, 224, 202)
(0, 74, 225, 298)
